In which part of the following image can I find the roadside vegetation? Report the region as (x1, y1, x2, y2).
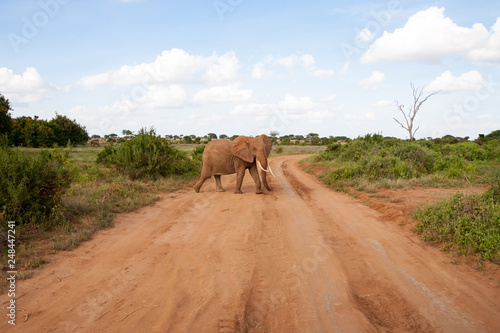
(2, 87, 499, 280)
(0, 128, 200, 287)
(96, 127, 199, 180)
(313, 133, 500, 191)
(309, 133, 500, 263)
(414, 181, 500, 263)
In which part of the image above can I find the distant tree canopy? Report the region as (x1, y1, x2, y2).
(0, 94, 13, 135)
(0, 92, 89, 147)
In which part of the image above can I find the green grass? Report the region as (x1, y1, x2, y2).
(413, 182, 500, 263)
(271, 145, 326, 156)
(1, 144, 197, 290)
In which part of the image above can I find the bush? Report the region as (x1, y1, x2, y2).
(414, 180, 500, 262)
(439, 142, 486, 161)
(314, 135, 481, 187)
(191, 145, 205, 161)
(97, 128, 199, 180)
(0, 143, 75, 229)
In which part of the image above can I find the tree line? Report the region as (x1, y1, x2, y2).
(0, 93, 89, 147)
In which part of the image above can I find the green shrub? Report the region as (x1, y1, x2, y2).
(96, 145, 116, 166)
(97, 127, 198, 180)
(484, 139, 500, 162)
(191, 145, 205, 161)
(0, 144, 75, 228)
(274, 147, 284, 154)
(414, 181, 500, 262)
(314, 135, 483, 187)
(439, 142, 487, 161)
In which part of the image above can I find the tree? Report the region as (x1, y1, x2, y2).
(11, 116, 56, 147)
(269, 131, 279, 138)
(486, 130, 500, 139)
(207, 133, 217, 139)
(219, 134, 228, 139)
(49, 114, 89, 145)
(122, 129, 133, 138)
(306, 133, 319, 140)
(0, 93, 13, 142)
(394, 83, 439, 141)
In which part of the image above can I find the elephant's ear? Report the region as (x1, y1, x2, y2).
(260, 134, 272, 157)
(231, 137, 254, 163)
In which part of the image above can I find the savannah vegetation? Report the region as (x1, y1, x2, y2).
(308, 132, 500, 263)
(1, 89, 499, 287)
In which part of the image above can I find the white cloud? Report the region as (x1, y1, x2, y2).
(77, 48, 239, 89)
(467, 18, 500, 63)
(361, 7, 491, 64)
(372, 99, 392, 107)
(427, 70, 485, 92)
(188, 113, 222, 127)
(274, 54, 315, 68)
(252, 53, 333, 78)
(193, 84, 253, 104)
(360, 71, 386, 86)
(357, 28, 374, 43)
(339, 61, 350, 75)
(477, 114, 494, 119)
(312, 69, 335, 77)
(231, 93, 336, 123)
(0, 67, 53, 103)
(204, 51, 240, 86)
(321, 94, 337, 102)
(277, 93, 318, 112)
(77, 73, 109, 90)
(344, 112, 376, 120)
(138, 84, 187, 108)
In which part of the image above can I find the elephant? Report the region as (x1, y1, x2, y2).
(193, 134, 275, 194)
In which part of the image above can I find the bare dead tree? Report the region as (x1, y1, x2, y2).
(394, 83, 440, 141)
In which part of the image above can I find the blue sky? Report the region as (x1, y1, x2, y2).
(1, 0, 499, 139)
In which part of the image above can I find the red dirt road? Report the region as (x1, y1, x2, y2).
(3, 155, 500, 332)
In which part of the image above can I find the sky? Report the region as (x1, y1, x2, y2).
(1, 0, 499, 139)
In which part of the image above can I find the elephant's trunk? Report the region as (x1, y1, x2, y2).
(257, 160, 275, 178)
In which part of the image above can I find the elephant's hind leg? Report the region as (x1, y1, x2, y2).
(214, 175, 225, 192)
(193, 174, 211, 193)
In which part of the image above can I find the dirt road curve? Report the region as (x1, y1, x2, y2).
(3, 155, 500, 332)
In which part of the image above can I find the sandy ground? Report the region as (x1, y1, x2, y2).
(2, 154, 500, 332)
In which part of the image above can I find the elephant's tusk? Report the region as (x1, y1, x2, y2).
(257, 160, 276, 178)
(268, 164, 276, 178)
(257, 160, 267, 173)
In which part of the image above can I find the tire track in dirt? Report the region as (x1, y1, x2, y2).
(281, 159, 434, 332)
(2, 155, 499, 332)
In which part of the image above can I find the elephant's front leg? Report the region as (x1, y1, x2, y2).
(214, 175, 225, 192)
(249, 165, 263, 194)
(261, 170, 272, 191)
(234, 169, 245, 194)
